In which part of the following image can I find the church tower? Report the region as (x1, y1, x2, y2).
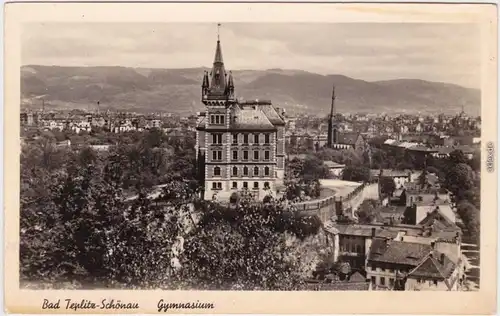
(327, 85, 338, 148)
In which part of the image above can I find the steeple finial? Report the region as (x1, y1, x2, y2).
(217, 23, 221, 42)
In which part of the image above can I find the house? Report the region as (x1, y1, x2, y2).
(405, 240, 465, 291)
(366, 238, 432, 290)
(379, 169, 412, 189)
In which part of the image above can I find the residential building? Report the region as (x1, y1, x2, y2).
(195, 33, 286, 201)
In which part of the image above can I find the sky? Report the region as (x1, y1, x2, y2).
(22, 23, 481, 88)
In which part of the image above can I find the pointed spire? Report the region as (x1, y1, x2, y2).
(213, 38, 224, 65)
(330, 85, 336, 118)
(227, 71, 234, 89)
(202, 71, 209, 88)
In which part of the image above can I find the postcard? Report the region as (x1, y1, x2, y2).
(4, 1, 498, 314)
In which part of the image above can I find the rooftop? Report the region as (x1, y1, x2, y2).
(368, 238, 432, 266)
(408, 251, 456, 280)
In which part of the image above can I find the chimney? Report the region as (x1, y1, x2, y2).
(430, 241, 435, 249)
(371, 227, 376, 238)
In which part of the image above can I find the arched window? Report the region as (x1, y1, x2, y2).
(243, 166, 249, 176)
(253, 166, 259, 176)
(264, 166, 270, 176)
(214, 167, 221, 176)
(232, 166, 238, 176)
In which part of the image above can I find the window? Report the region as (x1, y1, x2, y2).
(243, 167, 249, 176)
(212, 182, 217, 189)
(243, 151, 249, 160)
(254, 151, 259, 160)
(220, 115, 225, 125)
(264, 166, 270, 176)
(212, 151, 222, 161)
(254, 134, 259, 144)
(214, 167, 221, 176)
(253, 166, 259, 176)
(232, 182, 237, 189)
(264, 151, 270, 160)
(217, 182, 222, 189)
(210, 115, 215, 124)
(232, 167, 238, 176)
(380, 277, 385, 286)
(356, 245, 362, 253)
(417, 279, 422, 284)
(264, 181, 270, 189)
(243, 182, 248, 189)
(372, 263, 377, 271)
(371, 276, 376, 284)
(232, 151, 238, 160)
(264, 133, 270, 144)
(212, 133, 222, 144)
(243, 134, 249, 144)
(433, 280, 438, 286)
(389, 278, 395, 288)
(253, 182, 259, 189)
(232, 133, 238, 144)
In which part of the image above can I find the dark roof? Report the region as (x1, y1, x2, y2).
(408, 251, 456, 280)
(337, 132, 362, 145)
(258, 104, 286, 126)
(368, 239, 432, 266)
(327, 223, 424, 238)
(349, 271, 366, 282)
(231, 107, 276, 130)
(419, 209, 457, 230)
(304, 281, 370, 291)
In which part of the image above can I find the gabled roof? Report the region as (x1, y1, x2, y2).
(408, 251, 456, 281)
(337, 132, 362, 145)
(258, 104, 286, 126)
(368, 239, 432, 266)
(231, 107, 276, 130)
(419, 208, 457, 229)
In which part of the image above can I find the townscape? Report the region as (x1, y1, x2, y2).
(20, 26, 480, 292)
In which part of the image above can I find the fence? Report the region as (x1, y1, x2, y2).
(293, 182, 371, 219)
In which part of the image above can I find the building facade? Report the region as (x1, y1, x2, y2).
(195, 36, 286, 201)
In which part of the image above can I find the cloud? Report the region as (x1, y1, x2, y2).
(22, 22, 481, 88)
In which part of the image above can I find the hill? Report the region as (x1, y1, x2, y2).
(21, 65, 481, 116)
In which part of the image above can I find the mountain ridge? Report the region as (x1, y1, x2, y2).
(21, 65, 481, 116)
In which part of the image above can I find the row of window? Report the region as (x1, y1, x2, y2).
(339, 243, 364, 254)
(211, 150, 271, 161)
(211, 181, 270, 190)
(371, 276, 395, 287)
(210, 133, 272, 144)
(210, 114, 225, 125)
(213, 166, 271, 177)
(233, 150, 271, 160)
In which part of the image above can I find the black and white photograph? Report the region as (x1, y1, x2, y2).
(5, 2, 497, 314)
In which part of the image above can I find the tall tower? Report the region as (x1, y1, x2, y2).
(327, 85, 338, 147)
(198, 24, 237, 200)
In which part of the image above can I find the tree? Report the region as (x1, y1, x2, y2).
(444, 163, 475, 200)
(456, 202, 480, 244)
(356, 199, 379, 224)
(176, 197, 316, 290)
(341, 166, 370, 182)
(379, 176, 396, 197)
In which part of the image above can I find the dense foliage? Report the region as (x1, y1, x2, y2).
(20, 130, 323, 289)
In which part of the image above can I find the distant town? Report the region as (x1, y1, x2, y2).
(20, 27, 481, 292)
